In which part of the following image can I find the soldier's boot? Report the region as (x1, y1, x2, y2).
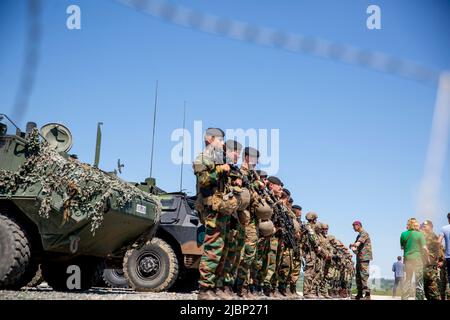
(321, 291, 332, 299)
(353, 292, 363, 300)
(289, 284, 300, 299)
(236, 286, 245, 299)
(263, 286, 272, 299)
(252, 285, 264, 298)
(363, 292, 371, 300)
(247, 286, 258, 300)
(272, 289, 284, 300)
(277, 287, 289, 299)
(285, 288, 296, 300)
(238, 286, 252, 299)
(217, 286, 236, 300)
(198, 288, 218, 300)
(246, 286, 259, 300)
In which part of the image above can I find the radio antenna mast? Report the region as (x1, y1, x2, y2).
(149, 80, 158, 177)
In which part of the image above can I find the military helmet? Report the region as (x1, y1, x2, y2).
(258, 219, 275, 237)
(305, 211, 318, 221)
(236, 188, 251, 211)
(254, 200, 273, 220)
(315, 222, 324, 229)
(322, 223, 329, 229)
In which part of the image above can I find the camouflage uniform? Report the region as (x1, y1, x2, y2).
(343, 252, 355, 298)
(326, 236, 340, 297)
(194, 145, 230, 290)
(287, 224, 304, 295)
(220, 164, 247, 290)
(260, 233, 279, 294)
(302, 215, 320, 297)
(277, 207, 297, 294)
(354, 229, 372, 297)
(316, 224, 332, 297)
(250, 233, 269, 289)
(423, 231, 444, 300)
(235, 166, 259, 294)
(221, 222, 244, 288)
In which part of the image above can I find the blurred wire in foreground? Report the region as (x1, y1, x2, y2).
(116, 0, 441, 85)
(12, 0, 42, 125)
(418, 72, 450, 218)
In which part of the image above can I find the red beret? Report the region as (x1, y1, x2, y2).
(352, 221, 362, 226)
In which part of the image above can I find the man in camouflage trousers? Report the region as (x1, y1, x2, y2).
(249, 170, 272, 297)
(216, 139, 245, 298)
(276, 189, 298, 298)
(260, 176, 284, 298)
(421, 220, 445, 300)
(350, 220, 372, 300)
(194, 128, 234, 300)
(287, 204, 303, 298)
(235, 147, 262, 298)
(315, 222, 332, 298)
(302, 212, 322, 299)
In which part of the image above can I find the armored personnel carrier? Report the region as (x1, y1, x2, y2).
(102, 192, 204, 292)
(0, 114, 161, 291)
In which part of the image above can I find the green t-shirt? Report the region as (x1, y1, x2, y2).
(400, 230, 426, 261)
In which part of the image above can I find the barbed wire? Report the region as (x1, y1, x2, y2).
(116, 0, 441, 86)
(12, 0, 42, 126)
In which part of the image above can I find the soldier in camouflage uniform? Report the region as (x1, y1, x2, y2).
(302, 211, 322, 299)
(235, 147, 262, 298)
(248, 170, 270, 297)
(287, 204, 303, 298)
(342, 246, 355, 299)
(261, 176, 284, 298)
(421, 220, 444, 300)
(194, 128, 235, 300)
(350, 221, 372, 300)
(323, 230, 341, 298)
(216, 139, 245, 298)
(315, 222, 332, 298)
(276, 189, 297, 298)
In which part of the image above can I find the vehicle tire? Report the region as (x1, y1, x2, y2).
(42, 258, 104, 291)
(0, 214, 38, 289)
(124, 237, 179, 292)
(102, 268, 129, 288)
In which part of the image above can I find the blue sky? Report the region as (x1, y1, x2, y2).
(1, 0, 449, 279)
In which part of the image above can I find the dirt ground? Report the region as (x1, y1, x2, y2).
(0, 283, 399, 300)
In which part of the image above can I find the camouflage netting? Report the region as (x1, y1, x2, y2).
(0, 129, 161, 235)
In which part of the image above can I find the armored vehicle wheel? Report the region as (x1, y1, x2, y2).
(124, 237, 179, 292)
(42, 258, 104, 291)
(0, 214, 38, 289)
(102, 268, 129, 288)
